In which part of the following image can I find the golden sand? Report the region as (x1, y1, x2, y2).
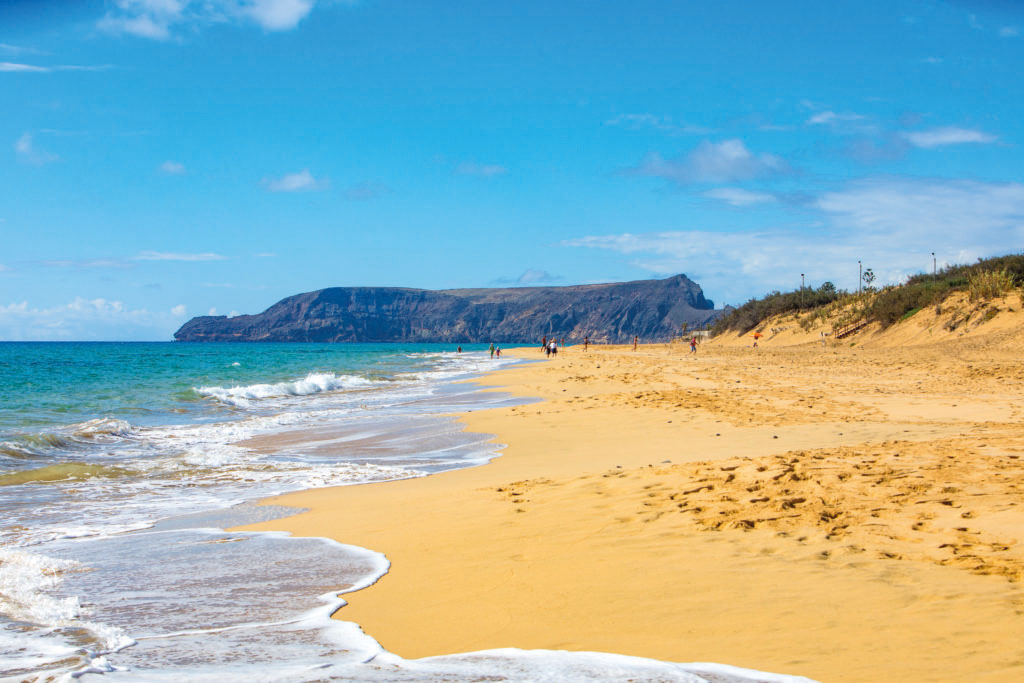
(238, 311, 1024, 682)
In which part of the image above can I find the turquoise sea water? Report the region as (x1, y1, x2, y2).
(0, 342, 494, 432)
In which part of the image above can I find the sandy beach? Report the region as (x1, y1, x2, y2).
(239, 318, 1024, 681)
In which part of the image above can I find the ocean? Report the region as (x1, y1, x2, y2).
(0, 342, 808, 683)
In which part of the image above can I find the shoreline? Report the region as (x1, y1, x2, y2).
(237, 340, 1024, 682)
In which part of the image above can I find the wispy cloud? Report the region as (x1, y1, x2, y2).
(921, 56, 943, 64)
(806, 110, 865, 126)
(605, 113, 713, 135)
(493, 269, 563, 286)
(0, 43, 48, 56)
(134, 251, 226, 261)
(902, 126, 997, 148)
(42, 258, 131, 269)
(98, 0, 325, 40)
(704, 187, 777, 206)
(455, 162, 507, 177)
(1000, 26, 1019, 38)
(0, 62, 48, 73)
(0, 62, 111, 73)
(516, 269, 561, 284)
(626, 139, 788, 185)
(564, 177, 1024, 304)
(14, 132, 58, 165)
(159, 160, 186, 174)
(0, 297, 182, 341)
(263, 169, 328, 192)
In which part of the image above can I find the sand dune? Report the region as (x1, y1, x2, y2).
(241, 316, 1024, 681)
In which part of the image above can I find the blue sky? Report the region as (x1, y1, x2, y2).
(2, 0, 1023, 340)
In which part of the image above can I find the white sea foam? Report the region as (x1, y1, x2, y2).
(0, 548, 134, 673)
(195, 372, 378, 407)
(70, 418, 134, 440)
(0, 549, 82, 625)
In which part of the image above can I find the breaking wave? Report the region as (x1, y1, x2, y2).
(195, 372, 378, 407)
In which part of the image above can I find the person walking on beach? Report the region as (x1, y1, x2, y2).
(690, 337, 697, 353)
(550, 340, 558, 356)
(489, 343, 495, 359)
(633, 336, 638, 352)
(495, 346, 501, 358)
(542, 335, 547, 350)
(584, 336, 589, 352)
(545, 342, 551, 358)
(457, 345, 462, 353)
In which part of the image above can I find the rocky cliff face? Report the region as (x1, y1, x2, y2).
(173, 274, 722, 343)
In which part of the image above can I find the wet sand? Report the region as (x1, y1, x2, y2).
(239, 329, 1024, 681)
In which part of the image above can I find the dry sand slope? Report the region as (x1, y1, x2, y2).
(242, 324, 1024, 682)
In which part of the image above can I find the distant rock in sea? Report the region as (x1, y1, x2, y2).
(174, 274, 725, 343)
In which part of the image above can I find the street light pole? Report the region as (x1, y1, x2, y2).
(801, 273, 805, 309)
(932, 252, 936, 277)
(858, 260, 862, 296)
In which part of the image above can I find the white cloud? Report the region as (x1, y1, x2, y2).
(0, 62, 111, 73)
(208, 307, 217, 315)
(14, 132, 58, 165)
(0, 62, 49, 72)
(134, 251, 226, 261)
(171, 304, 186, 316)
(42, 258, 129, 269)
(0, 297, 182, 341)
(704, 188, 777, 207)
(564, 177, 1024, 305)
(160, 160, 185, 174)
(627, 139, 787, 185)
(0, 43, 47, 56)
(806, 110, 865, 126)
(263, 169, 328, 192)
(517, 269, 560, 284)
(228, 310, 240, 317)
(902, 126, 997, 148)
(1000, 26, 1019, 38)
(245, 0, 315, 30)
(98, 0, 323, 40)
(455, 162, 507, 177)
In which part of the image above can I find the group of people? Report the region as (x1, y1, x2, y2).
(462, 335, 699, 357)
(541, 336, 561, 357)
(456, 344, 502, 358)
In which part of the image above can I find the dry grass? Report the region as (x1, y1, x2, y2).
(967, 269, 1015, 302)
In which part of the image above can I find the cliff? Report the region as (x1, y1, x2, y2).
(173, 274, 723, 343)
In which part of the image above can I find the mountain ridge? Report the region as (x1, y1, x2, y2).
(173, 274, 724, 343)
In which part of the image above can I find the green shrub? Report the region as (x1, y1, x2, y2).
(712, 253, 1024, 335)
(712, 284, 844, 335)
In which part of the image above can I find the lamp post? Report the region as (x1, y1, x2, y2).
(801, 273, 805, 309)
(932, 252, 936, 277)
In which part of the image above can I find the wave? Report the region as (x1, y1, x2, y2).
(195, 372, 378, 407)
(0, 418, 135, 461)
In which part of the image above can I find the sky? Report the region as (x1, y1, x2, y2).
(2, 0, 1023, 340)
